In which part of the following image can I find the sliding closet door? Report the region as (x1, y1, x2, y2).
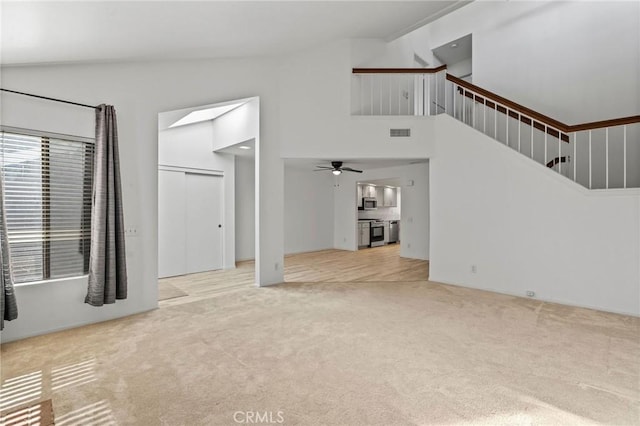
(158, 170, 187, 278)
(185, 173, 223, 274)
(158, 170, 223, 278)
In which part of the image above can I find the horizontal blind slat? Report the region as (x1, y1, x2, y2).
(1, 131, 94, 284)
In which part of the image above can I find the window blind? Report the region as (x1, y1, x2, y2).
(0, 129, 94, 284)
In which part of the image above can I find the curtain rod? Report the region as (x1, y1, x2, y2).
(0, 88, 99, 110)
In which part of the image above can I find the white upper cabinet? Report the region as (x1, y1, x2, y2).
(375, 186, 384, 205)
(357, 184, 398, 208)
(383, 187, 397, 207)
(362, 184, 376, 199)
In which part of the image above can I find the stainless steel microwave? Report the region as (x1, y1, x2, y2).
(362, 197, 377, 210)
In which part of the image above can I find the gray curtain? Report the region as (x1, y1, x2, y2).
(1, 171, 18, 329)
(86, 104, 128, 306)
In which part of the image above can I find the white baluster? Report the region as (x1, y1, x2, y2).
(518, 114, 521, 153)
(483, 98, 487, 134)
(444, 78, 447, 115)
(407, 74, 411, 115)
(463, 89, 466, 124)
(453, 85, 457, 119)
(589, 130, 593, 189)
(623, 125, 627, 189)
(379, 74, 383, 115)
(370, 74, 373, 115)
(398, 74, 402, 115)
(558, 131, 562, 176)
(473, 95, 476, 129)
(388, 74, 392, 115)
(605, 127, 609, 189)
(544, 126, 548, 166)
(435, 73, 439, 115)
(530, 119, 534, 159)
(506, 108, 509, 147)
(494, 103, 497, 140)
(573, 132, 577, 182)
(427, 74, 431, 116)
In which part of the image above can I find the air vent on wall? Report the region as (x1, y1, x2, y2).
(390, 128, 411, 137)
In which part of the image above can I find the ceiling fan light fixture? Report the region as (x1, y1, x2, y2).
(332, 169, 342, 176)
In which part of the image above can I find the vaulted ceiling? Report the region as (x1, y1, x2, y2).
(1, 1, 471, 65)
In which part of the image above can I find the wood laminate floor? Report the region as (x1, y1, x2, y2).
(159, 244, 428, 306)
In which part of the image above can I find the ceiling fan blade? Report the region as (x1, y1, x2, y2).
(314, 166, 333, 170)
(341, 167, 363, 173)
(313, 169, 332, 172)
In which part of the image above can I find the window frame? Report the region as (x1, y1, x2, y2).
(0, 126, 95, 285)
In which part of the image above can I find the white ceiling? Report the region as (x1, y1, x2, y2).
(432, 33, 472, 66)
(1, 1, 471, 66)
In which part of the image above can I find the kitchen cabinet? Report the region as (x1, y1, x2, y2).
(375, 186, 384, 206)
(383, 187, 397, 207)
(358, 221, 370, 247)
(357, 184, 397, 208)
(362, 184, 376, 199)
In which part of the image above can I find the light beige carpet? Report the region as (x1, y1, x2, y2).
(1, 280, 639, 425)
(158, 281, 188, 301)
(1, 399, 54, 426)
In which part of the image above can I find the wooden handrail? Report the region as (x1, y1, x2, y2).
(446, 74, 640, 133)
(351, 68, 640, 133)
(455, 86, 569, 142)
(447, 74, 569, 133)
(352, 65, 447, 74)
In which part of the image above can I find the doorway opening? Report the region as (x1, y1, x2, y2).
(282, 158, 429, 284)
(157, 97, 259, 303)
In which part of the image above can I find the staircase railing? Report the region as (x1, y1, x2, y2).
(351, 68, 640, 189)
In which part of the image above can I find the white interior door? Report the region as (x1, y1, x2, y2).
(185, 173, 223, 274)
(158, 170, 187, 278)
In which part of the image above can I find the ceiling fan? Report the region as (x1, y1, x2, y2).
(315, 161, 362, 175)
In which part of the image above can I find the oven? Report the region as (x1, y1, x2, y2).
(369, 221, 385, 247)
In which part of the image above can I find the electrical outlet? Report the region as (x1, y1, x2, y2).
(407, 243, 411, 249)
(471, 265, 477, 273)
(274, 262, 279, 271)
(526, 291, 535, 297)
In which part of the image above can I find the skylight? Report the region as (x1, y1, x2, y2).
(169, 101, 247, 128)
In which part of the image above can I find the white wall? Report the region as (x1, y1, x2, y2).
(447, 58, 472, 81)
(430, 114, 640, 316)
(212, 99, 259, 151)
(284, 165, 335, 255)
(158, 119, 236, 272)
(334, 163, 429, 260)
(411, 1, 640, 123)
(279, 39, 437, 160)
(0, 57, 284, 342)
(235, 156, 255, 261)
(235, 161, 336, 260)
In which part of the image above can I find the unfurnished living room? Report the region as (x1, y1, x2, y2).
(0, 1, 639, 425)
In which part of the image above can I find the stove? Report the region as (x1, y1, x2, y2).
(369, 221, 385, 247)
